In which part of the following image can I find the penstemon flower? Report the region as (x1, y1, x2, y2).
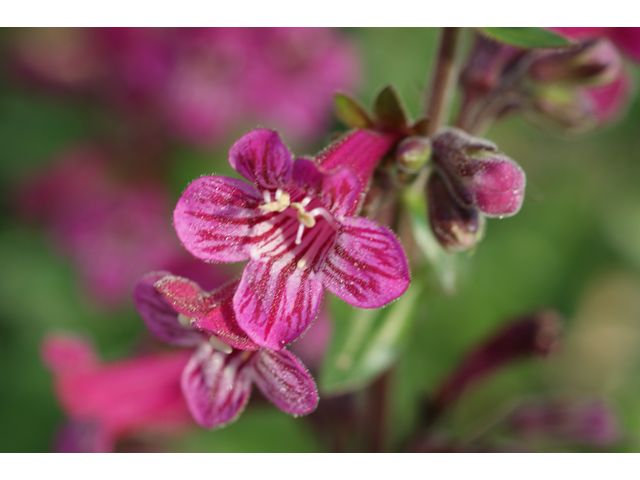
(42, 334, 193, 452)
(134, 272, 318, 428)
(173, 128, 410, 349)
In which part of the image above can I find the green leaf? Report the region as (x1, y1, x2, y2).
(403, 186, 457, 295)
(373, 85, 408, 130)
(477, 28, 572, 49)
(334, 93, 373, 129)
(320, 280, 424, 395)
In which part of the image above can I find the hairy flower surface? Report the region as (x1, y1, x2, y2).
(174, 128, 410, 349)
(134, 272, 319, 428)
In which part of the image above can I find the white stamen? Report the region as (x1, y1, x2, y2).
(263, 190, 271, 204)
(258, 190, 291, 212)
(295, 223, 306, 245)
(309, 207, 337, 228)
(297, 258, 307, 269)
(300, 197, 312, 208)
(275, 188, 283, 201)
(209, 335, 233, 354)
(178, 314, 192, 327)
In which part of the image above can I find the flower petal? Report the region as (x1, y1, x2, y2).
(180, 344, 253, 429)
(249, 349, 318, 415)
(234, 258, 324, 350)
(320, 216, 410, 308)
(155, 275, 260, 351)
(228, 128, 293, 189)
(293, 159, 362, 217)
(133, 272, 203, 347)
(173, 175, 270, 262)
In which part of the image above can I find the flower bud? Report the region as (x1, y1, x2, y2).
(428, 310, 562, 418)
(431, 128, 526, 218)
(427, 172, 484, 252)
(395, 136, 432, 174)
(529, 39, 622, 87)
(508, 398, 620, 447)
(460, 34, 524, 101)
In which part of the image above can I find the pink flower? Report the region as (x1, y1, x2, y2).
(42, 334, 193, 452)
(134, 272, 318, 428)
(18, 147, 187, 307)
(173, 128, 410, 349)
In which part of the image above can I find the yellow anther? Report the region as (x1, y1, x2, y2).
(258, 190, 290, 212)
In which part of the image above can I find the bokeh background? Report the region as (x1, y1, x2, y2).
(1, 27, 640, 452)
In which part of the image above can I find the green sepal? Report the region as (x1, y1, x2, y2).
(334, 93, 374, 129)
(373, 85, 409, 130)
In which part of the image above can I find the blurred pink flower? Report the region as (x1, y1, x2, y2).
(11, 28, 360, 146)
(17, 146, 225, 307)
(42, 334, 193, 452)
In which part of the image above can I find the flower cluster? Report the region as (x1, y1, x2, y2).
(10, 28, 360, 145)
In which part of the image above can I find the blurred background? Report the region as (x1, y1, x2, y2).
(1, 27, 640, 452)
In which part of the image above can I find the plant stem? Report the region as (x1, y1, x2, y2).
(413, 27, 463, 194)
(368, 367, 393, 452)
(425, 27, 463, 136)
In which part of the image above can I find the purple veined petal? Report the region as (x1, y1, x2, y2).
(228, 128, 293, 190)
(292, 159, 363, 218)
(234, 258, 324, 350)
(192, 279, 260, 352)
(249, 348, 318, 416)
(320, 216, 410, 308)
(180, 343, 253, 429)
(173, 175, 271, 263)
(133, 272, 202, 347)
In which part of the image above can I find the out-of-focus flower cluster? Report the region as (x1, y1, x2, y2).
(9, 27, 360, 146)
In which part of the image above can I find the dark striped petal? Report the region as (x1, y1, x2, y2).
(181, 344, 253, 429)
(228, 128, 293, 190)
(320, 216, 410, 308)
(133, 272, 202, 347)
(154, 274, 216, 317)
(234, 258, 324, 350)
(250, 349, 318, 416)
(174, 175, 269, 263)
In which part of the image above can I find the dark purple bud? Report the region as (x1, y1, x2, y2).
(427, 171, 484, 252)
(395, 136, 431, 174)
(431, 128, 526, 218)
(529, 39, 622, 87)
(460, 34, 525, 101)
(508, 398, 620, 447)
(429, 310, 561, 418)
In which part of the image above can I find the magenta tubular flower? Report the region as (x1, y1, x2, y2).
(134, 272, 319, 428)
(42, 334, 194, 452)
(174, 128, 410, 349)
(550, 28, 640, 64)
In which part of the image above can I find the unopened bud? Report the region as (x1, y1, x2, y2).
(529, 39, 622, 87)
(431, 128, 526, 218)
(508, 398, 620, 447)
(396, 136, 432, 174)
(427, 172, 484, 252)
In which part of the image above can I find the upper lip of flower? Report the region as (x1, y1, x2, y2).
(173, 128, 411, 350)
